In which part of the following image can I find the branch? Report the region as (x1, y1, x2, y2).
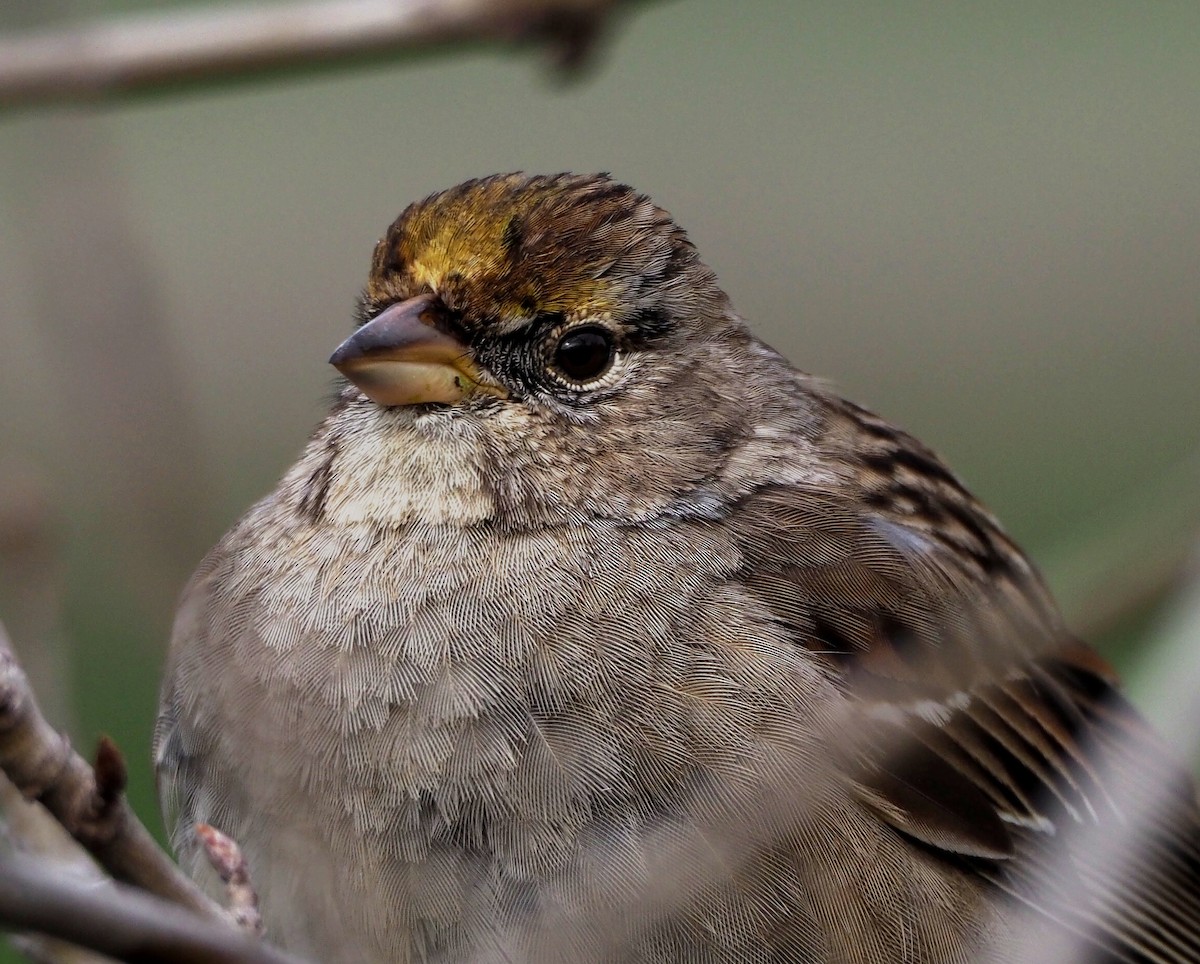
(0, 619, 220, 921)
(1053, 453, 1200, 641)
(0, 852, 304, 964)
(1070, 531, 1198, 641)
(0, 0, 663, 110)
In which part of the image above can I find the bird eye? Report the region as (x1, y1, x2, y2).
(551, 325, 616, 383)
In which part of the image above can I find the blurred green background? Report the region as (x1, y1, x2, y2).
(0, 1, 1198, 957)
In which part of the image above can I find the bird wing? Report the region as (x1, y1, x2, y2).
(725, 479, 1200, 963)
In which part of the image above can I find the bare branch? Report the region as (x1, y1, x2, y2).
(0, 851, 305, 964)
(0, 0, 663, 110)
(0, 619, 221, 922)
(1070, 530, 1198, 641)
(1, 777, 115, 964)
(197, 824, 264, 938)
(0, 469, 132, 963)
(1052, 452, 1200, 640)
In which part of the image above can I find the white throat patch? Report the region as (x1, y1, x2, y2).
(319, 404, 495, 527)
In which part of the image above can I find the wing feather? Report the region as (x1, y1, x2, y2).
(726, 481, 1200, 962)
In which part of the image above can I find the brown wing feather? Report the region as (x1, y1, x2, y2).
(986, 652, 1200, 963)
(726, 453, 1200, 962)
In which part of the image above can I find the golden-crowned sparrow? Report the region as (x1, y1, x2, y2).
(155, 173, 1200, 963)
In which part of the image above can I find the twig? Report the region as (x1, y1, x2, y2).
(1, 774, 115, 964)
(0, 0, 663, 110)
(0, 851, 305, 964)
(1070, 533, 1197, 641)
(0, 619, 221, 921)
(197, 824, 263, 938)
(1052, 453, 1200, 641)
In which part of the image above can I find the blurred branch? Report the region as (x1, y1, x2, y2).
(1125, 541, 1200, 748)
(0, 618, 220, 922)
(1069, 530, 1198, 641)
(0, 0, 665, 110)
(0, 611, 294, 959)
(0, 463, 100, 944)
(9, 118, 216, 620)
(0, 436, 119, 964)
(1053, 452, 1200, 641)
(0, 851, 304, 964)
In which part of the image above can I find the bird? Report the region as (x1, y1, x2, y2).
(155, 172, 1200, 964)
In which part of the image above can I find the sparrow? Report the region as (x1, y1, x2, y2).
(155, 172, 1200, 963)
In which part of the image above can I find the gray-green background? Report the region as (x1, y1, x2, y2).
(1, 3, 1198, 957)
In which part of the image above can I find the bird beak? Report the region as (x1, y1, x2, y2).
(329, 294, 500, 406)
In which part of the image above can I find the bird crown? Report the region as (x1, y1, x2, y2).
(363, 172, 699, 332)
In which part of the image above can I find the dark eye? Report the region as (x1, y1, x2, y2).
(551, 325, 616, 383)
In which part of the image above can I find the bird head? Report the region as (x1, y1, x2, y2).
(332, 172, 735, 409)
(318, 173, 816, 527)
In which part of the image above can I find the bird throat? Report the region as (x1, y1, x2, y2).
(310, 406, 495, 527)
